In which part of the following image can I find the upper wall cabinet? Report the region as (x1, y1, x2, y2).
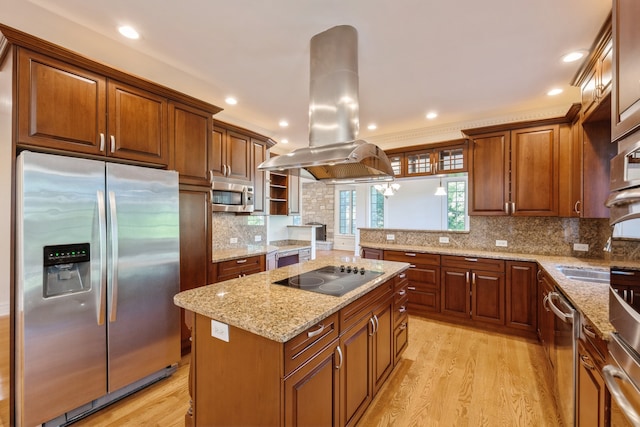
(385, 139, 467, 178)
(466, 123, 564, 217)
(577, 18, 612, 123)
(17, 48, 169, 166)
(612, 0, 640, 141)
(169, 101, 213, 186)
(211, 124, 252, 183)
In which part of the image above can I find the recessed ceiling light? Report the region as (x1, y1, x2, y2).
(225, 97, 238, 105)
(281, 139, 289, 144)
(426, 112, 438, 120)
(367, 123, 377, 130)
(547, 88, 563, 96)
(562, 51, 586, 63)
(118, 26, 140, 40)
(279, 120, 289, 128)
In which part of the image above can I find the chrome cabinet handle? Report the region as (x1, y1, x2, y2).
(603, 365, 640, 426)
(97, 190, 107, 325)
(236, 259, 247, 264)
(574, 200, 581, 214)
(612, 270, 636, 276)
(408, 286, 416, 291)
(108, 191, 119, 323)
(505, 202, 509, 214)
(335, 345, 343, 370)
(464, 257, 478, 262)
(307, 323, 325, 338)
(472, 272, 476, 286)
(542, 293, 551, 312)
(399, 306, 407, 314)
(465, 271, 470, 285)
(409, 264, 416, 268)
(399, 273, 406, 279)
(536, 269, 543, 281)
(227, 165, 232, 176)
(99, 133, 105, 152)
(399, 322, 407, 330)
(223, 165, 227, 176)
(209, 170, 214, 183)
(110, 135, 116, 153)
(511, 202, 515, 213)
(580, 354, 595, 371)
(582, 324, 597, 339)
(405, 253, 417, 257)
(369, 317, 376, 336)
(398, 289, 406, 296)
(373, 315, 379, 334)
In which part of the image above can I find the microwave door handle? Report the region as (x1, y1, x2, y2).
(603, 365, 640, 426)
(243, 186, 248, 210)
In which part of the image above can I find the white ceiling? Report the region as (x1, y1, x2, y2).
(3, 0, 611, 152)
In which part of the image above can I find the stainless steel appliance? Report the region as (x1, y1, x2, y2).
(211, 180, 254, 213)
(273, 265, 383, 296)
(544, 289, 579, 426)
(15, 151, 180, 426)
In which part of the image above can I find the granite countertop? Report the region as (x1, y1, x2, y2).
(360, 241, 614, 340)
(276, 244, 312, 253)
(211, 245, 279, 263)
(174, 253, 410, 343)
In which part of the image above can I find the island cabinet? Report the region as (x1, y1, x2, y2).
(467, 124, 561, 216)
(187, 275, 403, 427)
(17, 48, 170, 166)
(210, 255, 265, 283)
(440, 255, 505, 325)
(393, 272, 409, 364)
(383, 250, 441, 315)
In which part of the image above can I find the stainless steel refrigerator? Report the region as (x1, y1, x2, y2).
(15, 151, 180, 426)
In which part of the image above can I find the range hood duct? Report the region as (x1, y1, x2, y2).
(258, 25, 394, 182)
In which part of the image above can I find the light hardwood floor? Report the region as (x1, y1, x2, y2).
(73, 316, 561, 426)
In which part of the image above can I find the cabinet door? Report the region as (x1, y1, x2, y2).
(441, 267, 470, 318)
(226, 130, 251, 182)
(107, 80, 168, 165)
(178, 189, 210, 353)
(511, 125, 559, 216)
(284, 341, 340, 427)
(538, 273, 555, 367)
(361, 247, 383, 260)
(469, 132, 509, 215)
(406, 265, 440, 314)
(170, 102, 212, 185)
(505, 261, 537, 332)
(209, 127, 227, 178)
(471, 270, 505, 325)
(612, 0, 640, 141)
(581, 67, 599, 120)
(340, 315, 373, 427)
(17, 48, 106, 154)
(372, 297, 394, 395)
(577, 342, 607, 427)
(405, 149, 433, 176)
(252, 140, 267, 214)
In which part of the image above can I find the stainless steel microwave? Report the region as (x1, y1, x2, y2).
(211, 181, 254, 213)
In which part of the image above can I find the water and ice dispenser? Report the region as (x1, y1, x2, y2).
(43, 243, 91, 297)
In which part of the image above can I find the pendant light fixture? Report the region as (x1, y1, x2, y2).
(375, 182, 400, 198)
(435, 178, 446, 196)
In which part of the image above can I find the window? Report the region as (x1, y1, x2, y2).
(446, 180, 466, 230)
(339, 189, 356, 235)
(370, 186, 385, 228)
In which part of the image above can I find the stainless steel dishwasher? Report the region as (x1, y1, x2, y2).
(544, 289, 579, 426)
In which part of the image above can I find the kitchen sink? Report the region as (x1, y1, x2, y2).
(556, 266, 610, 284)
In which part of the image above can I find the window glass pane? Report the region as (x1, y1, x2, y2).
(447, 180, 466, 230)
(370, 186, 385, 228)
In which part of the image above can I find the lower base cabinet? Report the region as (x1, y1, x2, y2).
(189, 275, 407, 427)
(577, 341, 608, 427)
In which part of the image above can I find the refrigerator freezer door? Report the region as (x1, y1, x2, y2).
(105, 163, 180, 392)
(16, 152, 108, 427)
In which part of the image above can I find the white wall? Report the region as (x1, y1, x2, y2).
(268, 215, 294, 243)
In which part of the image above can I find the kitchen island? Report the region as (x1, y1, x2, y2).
(174, 253, 410, 427)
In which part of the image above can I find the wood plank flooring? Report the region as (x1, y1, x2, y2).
(73, 316, 561, 426)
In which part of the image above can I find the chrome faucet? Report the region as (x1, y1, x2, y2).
(603, 236, 612, 253)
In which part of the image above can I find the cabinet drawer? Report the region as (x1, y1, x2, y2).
(441, 255, 505, 272)
(580, 318, 607, 366)
(216, 255, 263, 277)
(407, 289, 440, 313)
(340, 280, 392, 332)
(394, 271, 408, 289)
(284, 312, 340, 376)
(394, 317, 409, 363)
(394, 283, 409, 304)
(384, 250, 440, 266)
(394, 297, 409, 326)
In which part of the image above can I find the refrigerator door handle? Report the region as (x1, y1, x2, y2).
(108, 191, 119, 323)
(97, 190, 107, 325)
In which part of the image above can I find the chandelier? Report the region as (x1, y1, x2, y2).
(374, 182, 400, 197)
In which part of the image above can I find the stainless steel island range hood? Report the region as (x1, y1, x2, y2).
(258, 25, 394, 182)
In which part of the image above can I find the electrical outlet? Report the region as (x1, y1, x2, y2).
(386, 234, 395, 241)
(495, 240, 508, 247)
(210, 319, 229, 342)
(255, 235, 262, 242)
(573, 243, 589, 252)
(230, 237, 238, 244)
(439, 236, 450, 244)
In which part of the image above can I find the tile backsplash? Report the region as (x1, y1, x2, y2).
(211, 213, 266, 251)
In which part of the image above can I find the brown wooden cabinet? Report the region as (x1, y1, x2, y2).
(210, 125, 252, 182)
(385, 139, 467, 178)
(440, 256, 505, 326)
(361, 247, 383, 260)
(467, 124, 561, 216)
(505, 261, 537, 333)
(384, 250, 441, 315)
(170, 101, 213, 186)
(612, 0, 640, 141)
(579, 19, 612, 123)
(576, 316, 610, 427)
(17, 48, 169, 166)
(211, 255, 265, 283)
(537, 270, 556, 366)
(178, 188, 210, 353)
(268, 171, 289, 215)
(252, 139, 267, 214)
(392, 272, 409, 365)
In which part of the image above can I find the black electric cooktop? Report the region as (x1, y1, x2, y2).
(273, 265, 383, 297)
